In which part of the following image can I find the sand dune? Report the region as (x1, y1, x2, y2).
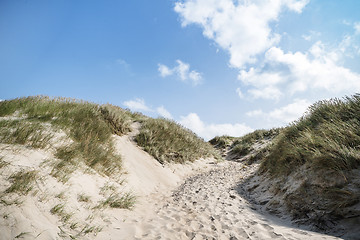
(0, 122, 343, 239)
(95, 128, 341, 240)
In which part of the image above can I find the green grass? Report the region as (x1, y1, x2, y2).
(0, 96, 128, 179)
(261, 94, 360, 177)
(135, 118, 220, 164)
(98, 192, 135, 209)
(208, 135, 236, 149)
(257, 94, 360, 225)
(209, 129, 281, 162)
(0, 156, 8, 169)
(50, 203, 73, 223)
(0, 119, 53, 149)
(77, 193, 91, 203)
(5, 170, 38, 195)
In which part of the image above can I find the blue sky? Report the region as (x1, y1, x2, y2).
(1, 0, 360, 140)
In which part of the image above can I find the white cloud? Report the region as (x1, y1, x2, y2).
(246, 109, 263, 117)
(116, 58, 130, 68)
(158, 60, 203, 85)
(123, 98, 152, 112)
(248, 86, 282, 100)
(237, 40, 360, 98)
(267, 99, 311, 124)
(175, 0, 360, 103)
(158, 64, 173, 77)
(265, 43, 360, 94)
(238, 67, 284, 100)
(123, 98, 174, 120)
(236, 88, 244, 98)
(302, 31, 321, 42)
(175, 0, 308, 68)
(156, 106, 173, 119)
(179, 113, 253, 140)
(354, 22, 360, 35)
(246, 99, 311, 126)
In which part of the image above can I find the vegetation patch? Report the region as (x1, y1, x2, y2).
(0, 96, 129, 180)
(261, 95, 360, 177)
(0, 120, 53, 149)
(256, 94, 360, 229)
(50, 203, 73, 223)
(135, 118, 220, 164)
(97, 183, 135, 209)
(5, 170, 38, 195)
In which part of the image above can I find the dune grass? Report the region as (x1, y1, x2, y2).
(0, 119, 53, 149)
(261, 94, 360, 177)
(0, 96, 129, 179)
(5, 170, 38, 195)
(257, 94, 360, 224)
(208, 135, 236, 149)
(135, 118, 220, 164)
(230, 129, 281, 158)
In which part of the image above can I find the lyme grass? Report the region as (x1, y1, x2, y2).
(135, 118, 220, 164)
(0, 96, 127, 179)
(0, 120, 53, 149)
(98, 192, 135, 209)
(261, 94, 360, 177)
(5, 170, 38, 195)
(50, 203, 73, 223)
(257, 94, 360, 225)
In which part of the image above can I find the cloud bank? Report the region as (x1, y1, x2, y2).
(175, 0, 360, 102)
(180, 113, 253, 141)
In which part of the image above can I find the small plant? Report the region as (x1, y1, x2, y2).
(50, 203, 73, 223)
(15, 232, 31, 239)
(77, 193, 90, 203)
(0, 156, 9, 169)
(98, 193, 135, 209)
(5, 170, 38, 195)
(56, 191, 66, 199)
(0, 120, 53, 149)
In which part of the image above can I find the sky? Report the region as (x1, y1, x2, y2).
(1, 0, 360, 140)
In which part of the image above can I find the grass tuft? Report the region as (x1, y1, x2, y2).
(261, 94, 360, 177)
(1, 96, 128, 180)
(0, 120, 53, 148)
(135, 118, 220, 164)
(99, 193, 136, 209)
(5, 170, 38, 195)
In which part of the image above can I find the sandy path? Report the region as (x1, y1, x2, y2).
(105, 161, 341, 239)
(96, 125, 341, 240)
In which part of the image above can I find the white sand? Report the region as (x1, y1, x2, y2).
(0, 122, 343, 239)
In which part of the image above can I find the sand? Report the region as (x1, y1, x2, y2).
(0, 122, 343, 239)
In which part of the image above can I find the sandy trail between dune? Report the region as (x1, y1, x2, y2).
(123, 162, 340, 240)
(99, 135, 341, 240)
(96, 126, 341, 240)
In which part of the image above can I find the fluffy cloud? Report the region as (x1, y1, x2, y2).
(246, 99, 312, 126)
(175, 0, 308, 68)
(235, 88, 244, 98)
(179, 113, 253, 140)
(156, 106, 173, 119)
(158, 64, 173, 77)
(354, 22, 360, 35)
(123, 98, 173, 119)
(237, 39, 360, 100)
(269, 42, 360, 94)
(123, 98, 152, 112)
(175, 0, 360, 104)
(158, 60, 202, 85)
